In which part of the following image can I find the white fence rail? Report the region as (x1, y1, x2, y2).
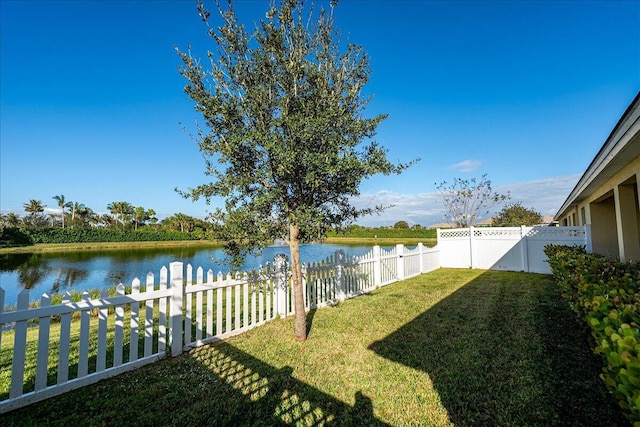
(437, 225, 590, 274)
(0, 243, 439, 413)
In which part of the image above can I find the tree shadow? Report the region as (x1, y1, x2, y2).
(2, 341, 390, 426)
(369, 271, 630, 427)
(306, 309, 317, 336)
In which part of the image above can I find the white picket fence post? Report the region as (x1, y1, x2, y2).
(334, 249, 347, 301)
(373, 245, 382, 287)
(36, 294, 51, 391)
(129, 279, 140, 363)
(417, 242, 425, 273)
(396, 244, 405, 281)
(170, 261, 183, 357)
(10, 290, 29, 399)
(158, 267, 168, 354)
(58, 292, 72, 384)
(274, 254, 288, 317)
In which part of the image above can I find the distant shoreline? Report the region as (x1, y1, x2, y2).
(0, 237, 437, 254)
(0, 240, 224, 254)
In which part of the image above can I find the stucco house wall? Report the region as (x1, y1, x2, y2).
(555, 92, 640, 262)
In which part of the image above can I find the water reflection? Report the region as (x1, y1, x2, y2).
(0, 253, 38, 272)
(105, 270, 127, 287)
(51, 267, 90, 294)
(16, 255, 53, 290)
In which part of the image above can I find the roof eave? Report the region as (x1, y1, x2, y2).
(555, 91, 640, 220)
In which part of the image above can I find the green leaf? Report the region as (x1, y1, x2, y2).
(609, 351, 623, 367)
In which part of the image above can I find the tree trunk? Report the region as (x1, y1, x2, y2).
(289, 223, 307, 341)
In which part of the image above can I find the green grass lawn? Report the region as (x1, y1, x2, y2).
(0, 269, 629, 426)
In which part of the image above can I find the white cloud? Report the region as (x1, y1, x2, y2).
(352, 173, 581, 227)
(495, 174, 581, 216)
(448, 159, 483, 173)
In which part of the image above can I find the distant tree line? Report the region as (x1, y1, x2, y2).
(0, 195, 220, 247)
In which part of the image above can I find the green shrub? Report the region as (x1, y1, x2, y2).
(27, 228, 197, 244)
(327, 227, 437, 239)
(545, 244, 640, 425)
(0, 227, 34, 247)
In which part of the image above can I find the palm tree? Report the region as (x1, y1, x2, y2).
(7, 212, 21, 227)
(0, 212, 22, 228)
(98, 213, 116, 228)
(75, 205, 96, 229)
(107, 202, 121, 229)
(132, 207, 156, 230)
(52, 194, 72, 228)
(162, 213, 194, 233)
(133, 206, 144, 230)
(23, 199, 45, 215)
(23, 199, 46, 230)
(107, 201, 134, 230)
(70, 202, 86, 229)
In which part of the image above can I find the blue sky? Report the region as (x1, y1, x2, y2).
(1, 0, 639, 227)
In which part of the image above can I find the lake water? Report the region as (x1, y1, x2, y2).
(0, 243, 380, 307)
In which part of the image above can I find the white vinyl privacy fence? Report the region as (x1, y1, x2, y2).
(0, 228, 588, 413)
(437, 225, 591, 274)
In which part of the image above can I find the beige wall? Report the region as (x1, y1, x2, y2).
(558, 155, 640, 261)
(590, 193, 619, 258)
(616, 178, 640, 261)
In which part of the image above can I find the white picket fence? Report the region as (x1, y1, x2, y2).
(0, 243, 438, 413)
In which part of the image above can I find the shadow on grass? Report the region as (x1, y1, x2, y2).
(306, 309, 317, 336)
(1, 340, 389, 427)
(369, 271, 630, 427)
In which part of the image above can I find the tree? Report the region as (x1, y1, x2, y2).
(162, 213, 195, 233)
(52, 194, 72, 229)
(435, 174, 510, 227)
(70, 202, 85, 229)
(73, 205, 98, 229)
(24, 199, 45, 216)
(23, 199, 47, 230)
(177, 0, 412, 340)
(107, 201, 134, 230)
(492, 202, 542, 227)
(393, 221, 409, 229)
(0, 212, 22, 228)
(98, 213, 117, 228)
(133, 207, 157, 230)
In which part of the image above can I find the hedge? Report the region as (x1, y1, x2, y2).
(0, 227, 197, 246)
(545, 244, 640, 425)
(0, 227, 34, 247)
(327, 227, 437, 239)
